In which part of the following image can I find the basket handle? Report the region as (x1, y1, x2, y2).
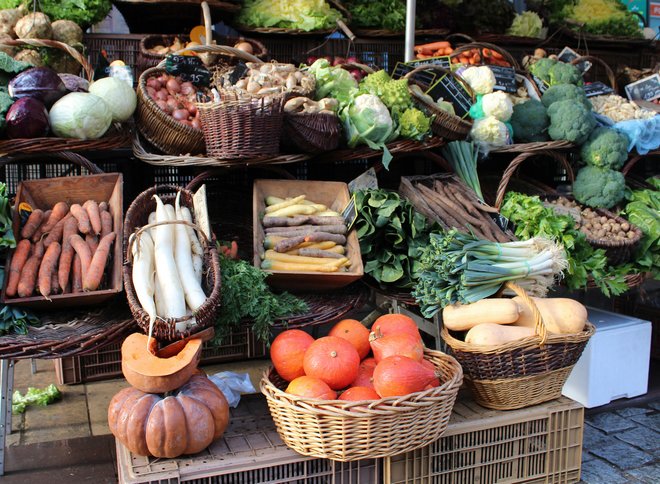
(157, 44, 261, 67)
(504, 281, 547, 344)
(570, 55, 617, 91)
(0, 39, 94, 82)
(451, 42, 520, 70)
(341, 62, 375, 75)
(404, 64, 476, 101)
(494, 150, 574, 210)
(0, 151, 103, 174)
(621, 149, 660, 177)
(445, 33, 476, 45)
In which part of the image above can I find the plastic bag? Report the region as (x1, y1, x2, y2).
(611, 117, 660, 155)
(208, 371, 256, 408)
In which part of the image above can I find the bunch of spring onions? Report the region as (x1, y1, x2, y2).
(412, 229, 568, 318)
(441, 140, 484, 202)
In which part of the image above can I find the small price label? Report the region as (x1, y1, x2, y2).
(532, 75, 549, 94)
(625, 74, 660, 102)
(426, 74, 472, 119)
(342, 194, 359, 231)
(165, 54, 211, 86)
(488, 65, 517, 94)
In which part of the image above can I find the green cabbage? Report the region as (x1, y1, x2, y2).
(88, 77, 136, 122)
(507, 11, 543, 38)
(308, 59, 358, 107)
(237, 0, 343, 31)
(49, 92, 112, 140)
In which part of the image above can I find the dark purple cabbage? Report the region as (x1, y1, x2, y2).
(8, 67, 68, 108)
(5, 97, 50, 139)
(58, 73, 89, 93)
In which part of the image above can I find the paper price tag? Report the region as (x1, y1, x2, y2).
(192, 184, 211, 241)
(348, 168, 378, 194)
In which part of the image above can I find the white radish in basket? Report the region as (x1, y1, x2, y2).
(152, 195, 186, 329)
(179, 204, 203, 282)
(173, 191, 206, 313)
(130, 231, 157, 340)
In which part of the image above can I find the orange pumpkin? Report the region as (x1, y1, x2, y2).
(328, 319, 371, 360)
(421, 359, 441, 387)
(350, 357, 376, 389)
(270, 329, 314, 382)
(108, 374, 229, 458)
(370, 332, 424, 363)
(286, 375, 337, 400)
(303, 336, 360, 390)
(371, 313, 421, 341)
(373, 355, 436, 397)
(339, 386, 380, 401)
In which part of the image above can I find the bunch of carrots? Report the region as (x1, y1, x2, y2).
(451, 48, 511, 67)
(414, 41, 454, 59)
(6, 200, 115, 300)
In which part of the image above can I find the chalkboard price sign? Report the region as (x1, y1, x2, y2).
(427, 74, 472, 119)
(582, 81, 614, 98)
(391, 61, 443, 89)
(532, 75, 549, 94)
(165, 54, 211, 86)
(488, 65, 517, 94)
(625, 74, 660, 102)
(557, 46, 591, 73)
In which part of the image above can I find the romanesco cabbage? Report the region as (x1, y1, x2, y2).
(399, 107, 431, 140)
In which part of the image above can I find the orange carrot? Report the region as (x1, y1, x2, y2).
(69, 235, 92, 283)
(38, 241, 61, 298)
(72, 254, 82, 294)
(31, 209, 51, 242)
(100, 210, 113, 239)
(70, 204, 91, 234)
(20, 209, 43, 240)
(6, 239, 31, 297)
(83, 200, 102, 235)
(490, 49, 504, 60)
(83, 232, 115, 291)
(416, 41, 450, 51)
(44, 214, 73, 247)
(41, 202, 69, 234)
(17, 241, 45, 298)
(86, 234, 99, 255)
(58, 216, 78, 292)
(50, 270, 59, 295)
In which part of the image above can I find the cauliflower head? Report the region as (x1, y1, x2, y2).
(461, 66, 495, 95)
(580, 127, 629, 170)
(470, 115, 510, 148)
(541, 83, 591, 109)
(572, 165, 626, 209)
(510, 99, 549, 143)
(548, 62, 582, 86)
(399, 107, 431, 140)
(547, 99, 596, 144)
(341, 93, 394, 149)
(481, 91, 514, 121)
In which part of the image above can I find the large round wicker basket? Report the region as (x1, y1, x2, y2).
(261, 348, 463, 462)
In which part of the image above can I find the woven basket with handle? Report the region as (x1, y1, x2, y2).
(441, 282, 594, 410)
(123, 185, 221, 342)
(261, 348, 462, 461)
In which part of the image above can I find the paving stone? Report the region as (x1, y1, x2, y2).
(582, 423, 611, 448)
(615, 407, 652, 418)
(581, 451, 596, 463)
(586, 412, 638, 434)
(589, 438, 655, 470)
(625, 463, 660, 484)
(580, 458, 632, 484)
(648, 401, 660, 412)
(616, 425, 660, 451)
(631, 413, 660, 433)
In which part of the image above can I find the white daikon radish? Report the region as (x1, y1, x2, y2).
(179, 205, 203, 282)
(164, 204, 177, 241)
(130, 231, 157, 344)
(153, 273, 167, 319)
(173, 192, 207, 312)
(152, 195, 186, 329)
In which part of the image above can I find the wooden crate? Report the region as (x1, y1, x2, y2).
(1, 173, 123, 309)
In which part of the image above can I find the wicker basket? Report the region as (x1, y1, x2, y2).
(261, 348, 463, 461)
(136, 44, 260, 156)
(570, 55, 618, 91)
(0, 39, 130, 155)
(451, 42, 521, 69)
(441, 282, 595, 410)
(405, 65, 474, 141)
(123, 185, 221, 342)
(283, 111, 341, 154)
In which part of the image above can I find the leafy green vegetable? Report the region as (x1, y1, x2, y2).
(441, 141, 483, 201)
(237, 0, 343, 31)
(14, 0, 112, 27)
(0, 182, 15, 249)
(308, 58, 358, 108)
(346, 0, 406, 31)
(622, 182, 660, 278)
(355, 189, 436, 289)
(0, 305, 39, 335)
(215, 253, 308, 345)
(0, 51, 32, 87)
(507, 11, 544, 37)
(12, 384, 61, 414)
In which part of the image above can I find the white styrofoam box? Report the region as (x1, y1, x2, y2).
(562, 306, 651, 408)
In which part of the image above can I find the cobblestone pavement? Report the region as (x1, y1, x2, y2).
(580, 400, 660, 483)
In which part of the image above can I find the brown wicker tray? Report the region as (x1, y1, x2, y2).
(489, 140, 576, 154)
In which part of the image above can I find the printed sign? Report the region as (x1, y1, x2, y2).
(426, 73, 472, 119)
(651, 3, 660, 17)
(582, 81, 615, 98)
(488, 65, 517, 94)
(625, 74, 660, 102)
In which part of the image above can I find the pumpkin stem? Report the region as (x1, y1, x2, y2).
(330, 350, 337, 358)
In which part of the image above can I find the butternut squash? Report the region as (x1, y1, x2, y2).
(512, 297, 587, 334)
(465, 323, 535, 347)
(442, 298, 520, 331)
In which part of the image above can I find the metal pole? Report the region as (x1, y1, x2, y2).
(0, 359, 12, 476)
(405, 0, 417, 62)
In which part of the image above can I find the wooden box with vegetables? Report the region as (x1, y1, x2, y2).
(253, 179, 363, 291)
(1, 173, 123, 308)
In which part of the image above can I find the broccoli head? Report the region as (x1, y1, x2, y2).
(510, 99, 549, 143)
(528, 57, 557, 84)
(548, 62, 583, 86)
(580, 127, 629, 170)
(547, 99, 596, 144)
(541, 83, 591, 109)
(573, 165, 626, 209)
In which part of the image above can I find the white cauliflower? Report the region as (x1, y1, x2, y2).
(470, 116, 510, 149)
(461, 66, 496, 95)
(482, 91, 514, 122)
